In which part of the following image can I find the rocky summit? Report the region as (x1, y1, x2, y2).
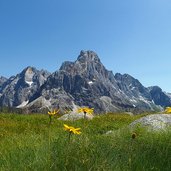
(0, 67, 50, 108)
(0, 50, 171, 114)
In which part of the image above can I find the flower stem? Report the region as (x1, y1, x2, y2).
(84, 112, 86, 119)
(49, 115, 52, 126)
(68, 132, 72, 142)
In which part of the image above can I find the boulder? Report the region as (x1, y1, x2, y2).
(58, 112, 94, 121)
(130, 114, 171, 130)
(58, 102, 94, 121)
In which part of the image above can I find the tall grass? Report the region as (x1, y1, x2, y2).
(1, 113, 171, 170)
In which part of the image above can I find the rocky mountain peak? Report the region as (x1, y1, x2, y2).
(58, 50, 108, 81)
(0, 76, 7, 85)
(25, 67, 34, 75)
(19, 66, 50, 86)
(0, 66, 50, 107)
(148, 86, 171, 107)
(21, 66, 35, 74)
(24, 67, 34, 84)
(148, 86, 161, 91)
(77, 50, 101, 63)
(75, 50, 109, 80)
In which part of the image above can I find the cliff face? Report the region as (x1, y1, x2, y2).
(148, 86, 171, 107)
(0, 67, 50, 107)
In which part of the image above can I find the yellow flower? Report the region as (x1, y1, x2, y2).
(164, 107, 171, 114)
(48, 109, 59, 116)
(64, 124, 81, 135)
(77, 107, 94, 115)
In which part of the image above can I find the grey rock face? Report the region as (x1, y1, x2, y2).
(28, 50, 166, 113)
(114, 73, 150, 99)
(148, 86, 171, 107)
(0, 76, 7, 86)
(0, 76, 8, 93)
(114, 73, 162, 112)
(0, 67, 50, 107)
(130, 114, 171, 130)
(31, 51, 133, 113)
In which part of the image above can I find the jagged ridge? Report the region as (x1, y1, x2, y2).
(0, 50, 170, 113)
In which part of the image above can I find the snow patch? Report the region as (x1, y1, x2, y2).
(16, 100, 29, 108)
(118, 89, 122, 92)
(26, 81, 33, 86)
(131, 87, 136, 90)
(88, 81, 93, 85)
(130, 99, 137, 103)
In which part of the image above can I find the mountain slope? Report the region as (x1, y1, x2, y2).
(0, 67, 50, 107)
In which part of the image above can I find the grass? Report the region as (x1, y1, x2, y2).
(1, 113, 171, 170)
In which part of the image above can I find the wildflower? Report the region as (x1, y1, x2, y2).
(77, 107, 94, 119)
(48, 109, 59, 116)
(131, 132, 137, 139)
(164, 107, 171, 114)
(78, 107, 94, 114)
(64, 124, 81, 135)
(48, 109, 59, 125)
(64, 124, 81, 142)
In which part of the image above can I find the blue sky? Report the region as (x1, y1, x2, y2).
(0, 0, 171, 92)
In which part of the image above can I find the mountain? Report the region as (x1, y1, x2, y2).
(148, 86, 171, 107)
(26, 50, 170, 113)
(0, 67, 50, 108)
(0, 50, 170, 114)
(28, 50, 125, 113)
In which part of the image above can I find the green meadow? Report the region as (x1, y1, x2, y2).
(1, 113, 171, 171)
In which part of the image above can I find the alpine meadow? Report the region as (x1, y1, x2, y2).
(1, 0, 171, 170)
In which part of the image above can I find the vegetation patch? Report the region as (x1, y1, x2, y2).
(1, 113, 171, 170)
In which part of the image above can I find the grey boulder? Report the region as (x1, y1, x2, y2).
(130, 114, 171, 130)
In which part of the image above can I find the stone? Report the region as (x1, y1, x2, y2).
(58, 112, 94, 121)
(58, 103, 94, 121)
(130, 114, 171, 130)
